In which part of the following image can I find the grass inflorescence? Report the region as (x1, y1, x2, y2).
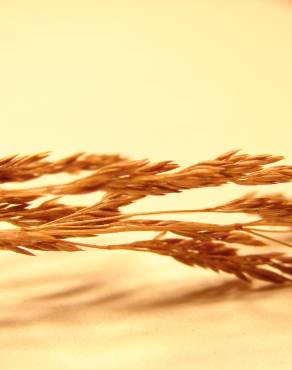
(0, 150, 292, 284)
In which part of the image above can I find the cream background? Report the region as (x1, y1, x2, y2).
(0, 1, 292, 369)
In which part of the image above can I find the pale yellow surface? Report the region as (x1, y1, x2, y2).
(0, 1, 292, 369)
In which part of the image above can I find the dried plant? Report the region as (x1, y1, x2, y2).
(0, 150, 292, 284)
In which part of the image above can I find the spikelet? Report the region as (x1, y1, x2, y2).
(0, 150, 291, 284)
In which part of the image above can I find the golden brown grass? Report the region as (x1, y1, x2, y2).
(0, 150, 292, 284)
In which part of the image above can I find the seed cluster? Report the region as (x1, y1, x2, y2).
(0, 150, 291, 284)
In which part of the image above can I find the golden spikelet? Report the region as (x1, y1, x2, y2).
(0, 150, 292, 284)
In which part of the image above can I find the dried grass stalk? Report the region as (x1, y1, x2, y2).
(0, 150, 292, 284)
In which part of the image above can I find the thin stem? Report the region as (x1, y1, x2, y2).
(246, 227, 292, 233)
(37, 207, 259, 230)
(244, 228, 292, 248)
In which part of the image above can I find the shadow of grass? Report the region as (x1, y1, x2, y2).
(129, 279, 292, 311)
(1, 270, 292, 328)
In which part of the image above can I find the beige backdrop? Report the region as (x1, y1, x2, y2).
(0, 1, 292, 369)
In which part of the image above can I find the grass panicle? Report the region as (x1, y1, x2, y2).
(0, 150, 291, 284)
